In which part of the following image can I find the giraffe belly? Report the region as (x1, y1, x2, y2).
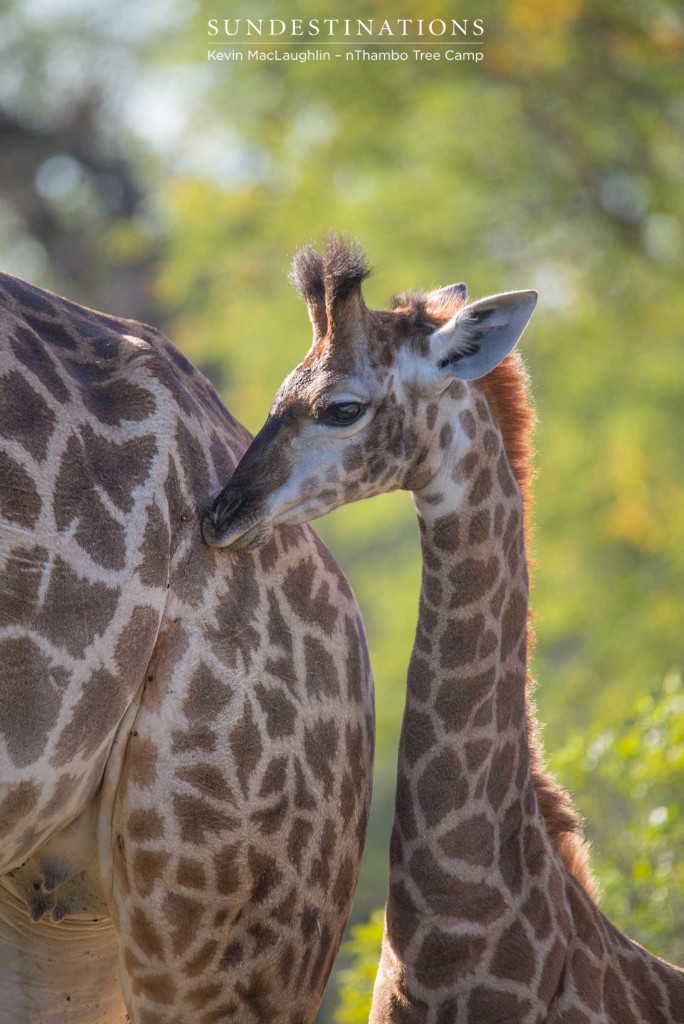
(0, 881, 126, 1024)
(1, 799, 107, 924)
(0, 515, 167, 876)
(0, 798, 125, 1022)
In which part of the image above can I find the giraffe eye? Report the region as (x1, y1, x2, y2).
(323, 401, 366, 425)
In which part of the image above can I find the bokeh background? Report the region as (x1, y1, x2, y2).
(1, 0, 683, 1018)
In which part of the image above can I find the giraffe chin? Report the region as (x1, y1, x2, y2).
(201, 510, 272, 551)
(229, 523, 274, 551)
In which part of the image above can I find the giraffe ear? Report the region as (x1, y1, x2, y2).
(428, 290, 537, 382)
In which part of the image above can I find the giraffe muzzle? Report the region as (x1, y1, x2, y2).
(202, 412, 297, 548)
(213, 487, 243, 527)
(202, 487, 249, 547)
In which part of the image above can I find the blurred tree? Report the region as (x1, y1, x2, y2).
(0, 0, 167, 320)
(555, 671, 684, 965)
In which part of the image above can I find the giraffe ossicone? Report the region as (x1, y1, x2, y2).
(205, 234, 684, 1023)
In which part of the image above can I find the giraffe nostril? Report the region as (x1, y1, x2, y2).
(212, 488, 242, 530)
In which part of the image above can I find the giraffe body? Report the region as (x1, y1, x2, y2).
(0, 271, 374, 1022)
(205, 236, 684, 1023)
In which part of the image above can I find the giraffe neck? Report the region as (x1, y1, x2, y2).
(378, 389, 565, 1012)
(400, 390, 535, 880)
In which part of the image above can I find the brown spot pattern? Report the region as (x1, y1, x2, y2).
(0, 370, 55, 460)
(0, 450, 42, 527)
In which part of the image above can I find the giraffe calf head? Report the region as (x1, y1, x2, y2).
(202, 236, 536, 550)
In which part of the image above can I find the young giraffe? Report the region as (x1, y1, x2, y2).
(0, 270, 374, 1023)
(205, 236, 684, 1023)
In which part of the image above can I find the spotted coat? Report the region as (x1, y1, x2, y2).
(0, 271, 374, 1024)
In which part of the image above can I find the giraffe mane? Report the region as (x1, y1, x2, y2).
(477, 354, 598, 900)
(479, 356, 593, 901)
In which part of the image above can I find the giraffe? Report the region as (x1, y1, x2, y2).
(0, 269, 375, 1024)
(204, 236, 684, 1023)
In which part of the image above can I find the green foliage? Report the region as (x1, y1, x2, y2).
(333, 910, 384, 1024)
(334, 676, 684, 1019)
(554, 671, 684, 964)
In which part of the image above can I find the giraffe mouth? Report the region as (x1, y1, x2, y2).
(202, 488, 326, 550)
(202, 487, 265, 549)
(202, 510, 271, 551)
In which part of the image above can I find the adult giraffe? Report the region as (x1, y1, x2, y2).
(205, 236, 684, 1023)
(0, 270, 374, 1023)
